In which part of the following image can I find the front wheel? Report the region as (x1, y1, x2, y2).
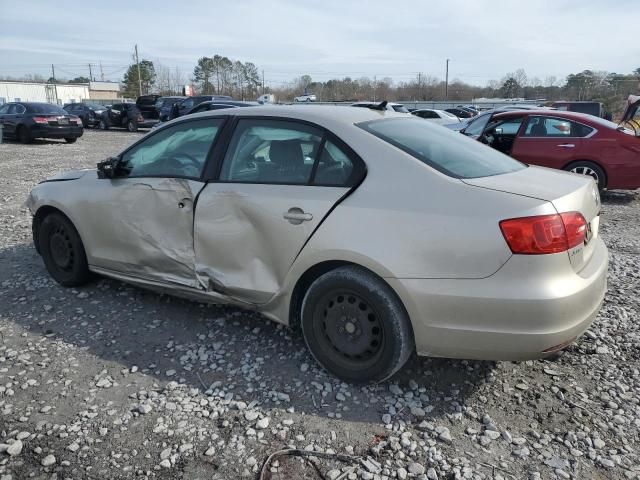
(565, 161, 606, 191)
(64, 137, 77, 144)
(127, 120, 138, 132)
(38, 212, 92, 287)
(301, 266, 414, 383)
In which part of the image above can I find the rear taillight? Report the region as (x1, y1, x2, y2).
(71, 116, 83, 126)
(33, 116, 49, 124)
(500, 212, 587, 255)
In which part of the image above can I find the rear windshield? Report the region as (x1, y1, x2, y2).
(27, 104, 67, 114)
(358, 117, 526, 179)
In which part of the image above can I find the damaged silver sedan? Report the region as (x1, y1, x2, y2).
(26, 105, 608, 382)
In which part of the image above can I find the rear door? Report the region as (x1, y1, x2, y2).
(0, 103, 13, 136)
(194, 118, 363, 303)
(510, 115, 591, 169)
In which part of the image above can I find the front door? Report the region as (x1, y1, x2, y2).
(81, 117, 225, 286)
(511, 115, 587, 169)
(194, 118, 362, 304)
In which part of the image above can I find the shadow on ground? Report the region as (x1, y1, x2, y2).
(0, 242, 493, 425)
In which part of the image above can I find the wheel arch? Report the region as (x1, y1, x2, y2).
(287, 260, 414, 344)
(562, 159, 608, 187)
(32, 204, 84, 255)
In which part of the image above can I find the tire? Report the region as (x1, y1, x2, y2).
(564, 161, 606, 191)
(301, 266, 414, 383)
(38, 212, 92, 287)
(99, 119, 109, 130)
(306, 98, 311, 102)
(17, 126, 32, 144)
(127, 120, 138, 132)
(64, 137, 77, 144)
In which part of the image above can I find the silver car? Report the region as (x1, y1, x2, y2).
(26, 105, 608, 382)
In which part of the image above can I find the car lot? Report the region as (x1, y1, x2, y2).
(1, 131, 639, 479)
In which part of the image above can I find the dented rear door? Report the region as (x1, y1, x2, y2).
(193, 118, 359, 304)
(193, 183, 348, 303)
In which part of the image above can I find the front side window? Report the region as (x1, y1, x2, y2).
(119, 119, 223, 178)
(523, 116, 594, 137)
(358, 117, 525, 179)
(181, 99, 194, 110)
(220, 119, 323, 184)
(491, 117, 524, 135)
(0, 104, 10, 114)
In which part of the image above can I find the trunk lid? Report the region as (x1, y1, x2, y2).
(463, 165, 601, 273)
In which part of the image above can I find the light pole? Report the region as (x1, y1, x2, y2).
(445, 58, 449, 100)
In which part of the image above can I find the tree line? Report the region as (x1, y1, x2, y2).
(3, 56, 638, 115)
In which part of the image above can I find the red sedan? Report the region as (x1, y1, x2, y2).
(461, 110, 640, 190)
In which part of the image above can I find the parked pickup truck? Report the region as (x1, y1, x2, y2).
(99, 95, 160, 132)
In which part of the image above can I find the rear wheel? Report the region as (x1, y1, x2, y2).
(64, 137, 77, 144)
(127, 120, 138, 132)
(38, 212, 92, 287)
(301, 266, 414, 383)
(17, 126, 32, 144)
(565, 161, 606, 191)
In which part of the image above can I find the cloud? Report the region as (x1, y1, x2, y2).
(0, 0, 637, 84)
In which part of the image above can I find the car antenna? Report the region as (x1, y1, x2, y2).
(369, 100, 388, 111)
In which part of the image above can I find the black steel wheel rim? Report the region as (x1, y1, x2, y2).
(49, 225, 74, 271)
(312, 290, 384, 369)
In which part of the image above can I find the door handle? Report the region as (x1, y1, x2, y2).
(284, 208, 313, 225)
(557, 144, 575, 148)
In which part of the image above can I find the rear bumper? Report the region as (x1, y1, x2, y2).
(31, 125, 83, 139)
(389, 237, 608, 360)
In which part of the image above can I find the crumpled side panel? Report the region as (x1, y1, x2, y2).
(193, 184, 348, 305)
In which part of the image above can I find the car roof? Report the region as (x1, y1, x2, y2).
(177, 104, 409, 127)
(492, 109, 598, 122)
(352, 101, 403, 106)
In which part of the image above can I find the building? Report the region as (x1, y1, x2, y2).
(89, 81, 121, 101)
(0, 80, 123, 105)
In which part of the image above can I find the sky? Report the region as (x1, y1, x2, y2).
(0, 0, 638, 87)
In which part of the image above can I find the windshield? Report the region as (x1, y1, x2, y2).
(86, 103, 104, 110)
(392, 105, 409, 113)
(26, 104, 67, 114)
(358, 117, 525, 179)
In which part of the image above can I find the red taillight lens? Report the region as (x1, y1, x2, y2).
(560, 212, 587, 249)
(32, 116, 49, 124)
(71, 116, 83, 126)
(500, 212, 586, 255)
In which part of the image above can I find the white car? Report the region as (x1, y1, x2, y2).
(412, 109, 461, 124)
(351, 101, 410, 113)
(294, 94, 316, 102)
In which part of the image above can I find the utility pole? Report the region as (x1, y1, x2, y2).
(88, 64, 93, 82)
(51, 64, 59, 105)
(262, 70, 265, 95)
(100, 62, 104, 81)
(134, 44, 143, 96)
(445, 59, 450, 100)
(373, 75, 377, 102)
(417, 72, 422, 101)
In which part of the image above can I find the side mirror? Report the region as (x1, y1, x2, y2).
(97, 156, 120, 179)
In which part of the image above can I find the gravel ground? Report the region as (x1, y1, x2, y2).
(0, 130, 639, 480)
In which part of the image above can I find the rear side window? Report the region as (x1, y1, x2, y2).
(358, 117, 525, 179)
(314, 139, 355, 186)
(220, 119, 323, 184)
(392, 105, 409, 113)
(523, 116, 594, 137)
